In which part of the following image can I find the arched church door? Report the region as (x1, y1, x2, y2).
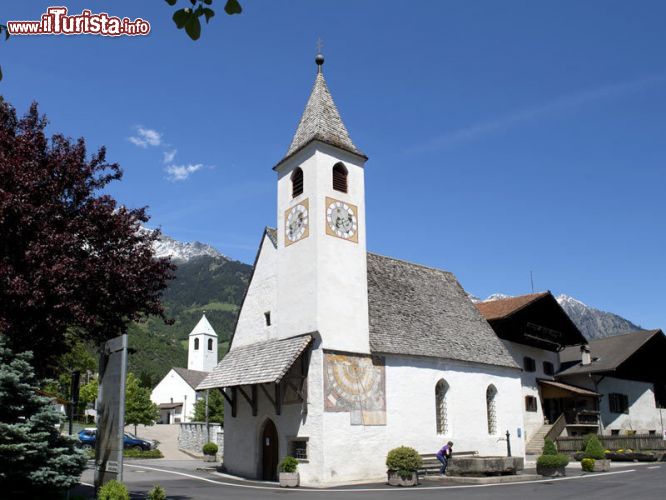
(261, 419, 279, 481)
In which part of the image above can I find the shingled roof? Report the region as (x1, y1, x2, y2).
(173, 367, 209, 390)
(367, 253, 519, 369)
(476, 293, 550, 321)
(276, 70, 365, 168)
(197, 334, 312, 390)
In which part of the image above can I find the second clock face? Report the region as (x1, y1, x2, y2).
(284, 199, 309, 246)
(325, 197, 358, 242)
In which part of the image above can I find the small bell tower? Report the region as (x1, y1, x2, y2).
(187, 313, 218, 372)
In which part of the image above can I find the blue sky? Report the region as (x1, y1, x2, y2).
(3, 1, 665, 329)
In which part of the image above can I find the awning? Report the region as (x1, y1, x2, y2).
(538, 379, 600, 397)
(158, 403, 183, 410)
(197, 334, 312, 390)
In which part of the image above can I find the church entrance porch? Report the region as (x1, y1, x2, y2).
(261, 419, 279, 481)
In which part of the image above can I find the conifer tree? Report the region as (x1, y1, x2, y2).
(0, 338, 86, 498)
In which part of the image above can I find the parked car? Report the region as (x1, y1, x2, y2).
(77, 428, 157, 451)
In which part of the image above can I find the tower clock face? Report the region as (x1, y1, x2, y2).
(284, 199, 309, 246)
(325, 197, 358, 242)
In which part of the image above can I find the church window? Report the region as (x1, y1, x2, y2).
(543, 361, 554, 376)
(525, 396, 538, 412)
(291, 168, 304, 197)
(264, 311, 271, 326)
(435, 379, 449, 435)
(523, 357, 536, 372)
(332, 163, 348, 193)
(208, 338, 213, 351)
(486, 385, 497, 434)
(194, 338, 199, 350)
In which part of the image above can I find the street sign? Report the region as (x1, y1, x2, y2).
(94, 334, 128, 490)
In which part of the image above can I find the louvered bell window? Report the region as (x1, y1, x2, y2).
(292, 168, 303, 198)
(332, 163, 348, 193)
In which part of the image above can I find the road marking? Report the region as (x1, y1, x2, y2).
(647, 466, 661, 469)
(124, 464, 636, 493)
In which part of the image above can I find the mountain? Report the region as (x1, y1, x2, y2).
(473, 292, 644, 340)
(126, 231, 252, 386)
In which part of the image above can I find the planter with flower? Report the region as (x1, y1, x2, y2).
(279, 456, 300, 487)
(386, 446, 422, 487)
(581, 435, 609, 472)
(536, 439, 569, 477)
(202, 442, 218, 463)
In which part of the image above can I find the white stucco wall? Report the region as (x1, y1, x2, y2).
(501, 340, 560, 441)
(151, 369, 198, 422)
(232, 235, 277, 347)
(222, 347, 525, 486)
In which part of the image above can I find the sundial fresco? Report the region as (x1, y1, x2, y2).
(323, 352, 386, 425)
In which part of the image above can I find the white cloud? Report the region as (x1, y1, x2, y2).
(165, 163, 204, 182)
(408, 74, 666, 153)
(163, 149, 177, 164)
(128, 127, 162, 148)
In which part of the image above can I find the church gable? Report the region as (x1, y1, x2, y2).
(367, 253, 518, 369)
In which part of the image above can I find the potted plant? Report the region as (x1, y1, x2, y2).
(386, 446, 422, 487)
(202, 442, 218, 463)
(536, 439, 569, 477)
(581, 435, 610, 472)
(279, 456, 300, 488)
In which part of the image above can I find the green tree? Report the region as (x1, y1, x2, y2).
(0, 338, 86, 498)
(79, 378, 98, 407)
(165, 0, 242, 40)
(125, 373, 159, 436)
(193, 389, 224, 424)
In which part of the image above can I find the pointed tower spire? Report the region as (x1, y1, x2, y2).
(276, 52, 366, 168)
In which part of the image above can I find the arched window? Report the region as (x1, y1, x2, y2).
(208, 338, 213, 351)
(486, 385, 497, 434)
(435, 379, 449, 435)
(291, 167, 303, 198)
(332, 163, 348, 193)
(194, 338, 199, 350)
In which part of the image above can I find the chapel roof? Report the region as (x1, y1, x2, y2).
(173, 367, 210, 390)
(275, 56, 366, 169)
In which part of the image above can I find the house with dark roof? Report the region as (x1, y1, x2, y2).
(150, 315, 218, 423)
(197, 55, 525, 486)
(476, 293, 596, 453)
(558, 329, 666, 436)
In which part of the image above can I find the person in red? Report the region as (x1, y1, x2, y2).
(436, 441, 453, 476)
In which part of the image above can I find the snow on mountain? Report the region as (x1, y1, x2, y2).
(142, 227, 227, 263)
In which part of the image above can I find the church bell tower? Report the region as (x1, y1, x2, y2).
(187, 313, 218, 372)
(274, 53, 370, 354)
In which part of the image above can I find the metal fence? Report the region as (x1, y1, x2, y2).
(557, 434, 666, 452)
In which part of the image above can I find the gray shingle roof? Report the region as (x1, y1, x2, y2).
(277, 72, 365, 168)
(367, 253, 519, 369)
(197, 334, 312, 390)
(173, 367, 209, 390)
(265, 227, 277, 248)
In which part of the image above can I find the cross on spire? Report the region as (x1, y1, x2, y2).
(316, 37, 324, 55)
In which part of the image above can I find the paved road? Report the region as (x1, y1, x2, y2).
(74, 461, 666, 500)
(124, 424, 195, 460)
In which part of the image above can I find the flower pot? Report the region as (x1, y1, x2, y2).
(536, 464, 566, 477)
(279, 472, 300, 488)
(203, 454, 217, 463)
(387, 470, 418, 487)
(592, 459, 610, 472)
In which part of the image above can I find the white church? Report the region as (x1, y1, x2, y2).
(198, 53, 527, 485)
(151, 314, 218, 423)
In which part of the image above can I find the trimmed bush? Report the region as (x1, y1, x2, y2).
(202, 442, 218, 456)
(581, 433, 598, 452)
(584, 435, 606, 460)
(542, 439, 558, 456)
(581, 458, 595, 472)
(147, 485, 167, 500)
(386, 446, 423, 478)
(123, 449, 163, 459)
(536, 454, 569, 468)
(279, 456, 299, 473)
(97, 480, 130, 500)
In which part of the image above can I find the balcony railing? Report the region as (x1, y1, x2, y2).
(566, 409, 600, 425)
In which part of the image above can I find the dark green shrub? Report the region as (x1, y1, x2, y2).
(386, 446, 423, 478)
(542, 439, 558, 456)
(202, 442, 218, 456)
(147, 485, 167, 500)
(536, 454, 569, 468)
(279, 456, 299, 473)
(581, 458, 595, 472)
(584, 435, 605, 460)
(581, 433, 599, 451)
(123, 449, 163, 459)
(97, 480, 130, 500)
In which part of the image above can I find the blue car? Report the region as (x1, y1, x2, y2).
(78, 428, 156, 451)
